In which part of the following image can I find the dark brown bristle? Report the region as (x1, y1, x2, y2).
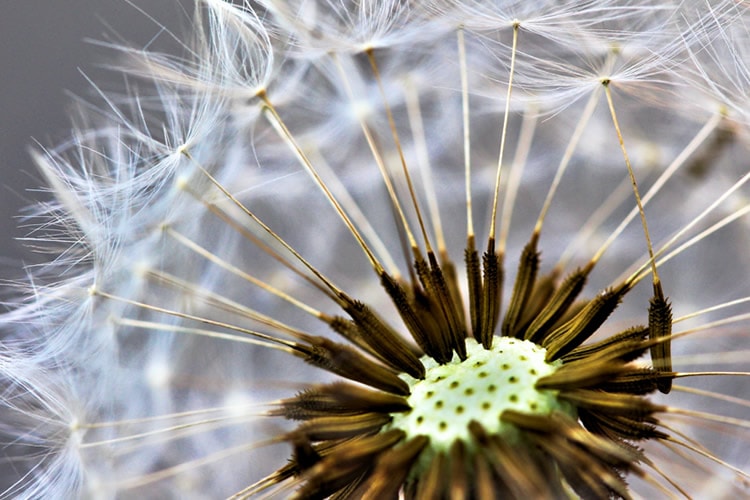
(415, 256, 458, 362)
(535, 359, 630, 391)
(292, 430, 406, 500)
(579, 409, 668, 441)
(427, 251, 467, 359)
(290, 432, 322, 472)
(465, 240, 485, 345)
(408, 451, 446, 499)
(441, 257, 467, 328)
(379, 271, 441, 360)
(502, 236, 540, 338)
(597, 369, 668, 395)
(328, 316, 391, 362)
(524, 267, 590, 343)
(449, 440, 469, 500)
(557, 389, 666, 418)
(328, 473, 369, 500)
(341, 299, 425, 378)
(294, 337, 410, 395)
(357, 436, 429, 499)
(480, 242, 504, 347)
(562, 326, 649, 363)
(502, 411, 636, 500)
(292, 413, 392, 442)
(515, 269, 558, 337)
(277, 382, 410, 420)
(543, 282, 631, 361)
(472, 451, 499, 500)
(469, 420, 558, 498)
(648, 287, 673, 394)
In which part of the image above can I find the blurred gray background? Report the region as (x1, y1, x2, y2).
(1, 1, 190, 275)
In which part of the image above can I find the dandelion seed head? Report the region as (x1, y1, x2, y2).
(3, 0, 750, 498)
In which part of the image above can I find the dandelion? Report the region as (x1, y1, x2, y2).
(2, 0, 750, 498)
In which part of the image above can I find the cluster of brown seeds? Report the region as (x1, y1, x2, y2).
(241, 218, 677, 498)
(214, 31, 688, 498)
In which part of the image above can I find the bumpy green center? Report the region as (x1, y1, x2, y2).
(390, 337, 574, 453)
